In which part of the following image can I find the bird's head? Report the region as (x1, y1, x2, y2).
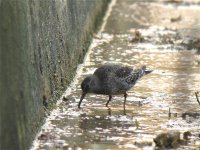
(81, 76, 93, 93)
(78, 76, 94, 109)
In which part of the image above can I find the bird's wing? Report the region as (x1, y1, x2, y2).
(93, 65, 135, 94)
(94, 64, 133, 79)
(115, 66, 133, 78)
(93, 64, 119, 82)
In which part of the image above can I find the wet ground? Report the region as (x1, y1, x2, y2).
(32, 0, 200, 149)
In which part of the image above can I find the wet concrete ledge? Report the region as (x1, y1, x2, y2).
(0, 0, 110, 149)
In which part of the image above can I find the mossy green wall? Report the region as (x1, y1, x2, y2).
(0, 0, 110, 149)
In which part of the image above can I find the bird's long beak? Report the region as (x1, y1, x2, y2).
(78, 92, 86, 109)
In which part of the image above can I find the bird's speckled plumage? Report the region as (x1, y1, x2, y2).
(78, 64, 152, 111)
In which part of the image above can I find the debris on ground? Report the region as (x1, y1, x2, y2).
(154, 131, 191, 149)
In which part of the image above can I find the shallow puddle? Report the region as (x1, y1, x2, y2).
(32, 0, 200, 149)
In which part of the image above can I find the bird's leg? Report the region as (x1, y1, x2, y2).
(106, 95, 112, 107)
(78, 92, 86, 109)
(123, 93, 127, 115)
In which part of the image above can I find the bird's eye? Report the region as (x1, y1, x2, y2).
(85, 84, 89, 90)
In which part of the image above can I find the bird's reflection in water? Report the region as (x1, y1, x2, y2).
(79, 109, 131, 132)
(106, 106, 126, 115)
(107, 107, 111, 116)
(79, 113, 113, 131)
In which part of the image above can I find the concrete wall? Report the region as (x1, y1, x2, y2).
(0, 0, 109, 149)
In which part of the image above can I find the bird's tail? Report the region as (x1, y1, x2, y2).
(140, 66, 153, 76)
(128, 66, 152, 83)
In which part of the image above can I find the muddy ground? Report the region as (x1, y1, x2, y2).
(32, 0, 200, 149)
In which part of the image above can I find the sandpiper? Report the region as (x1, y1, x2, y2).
(78, 64, 152, 112)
